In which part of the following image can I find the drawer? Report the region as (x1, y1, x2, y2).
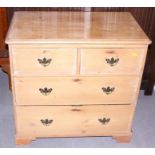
(81, 48, 146, 75)
(14, 76, 139, 105)
(11, 47, 77, 76)
(16, 105, 134, 137)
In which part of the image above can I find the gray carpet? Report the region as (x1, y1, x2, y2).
(0, 69, 155, 148)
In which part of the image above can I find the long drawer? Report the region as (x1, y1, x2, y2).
(16, 105, 134, 137)
(81, 48, 146, 75)
(11, 47, 77, 76)
(14, 76, 139, 105)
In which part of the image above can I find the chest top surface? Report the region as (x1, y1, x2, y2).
(6, 11, 151, 44)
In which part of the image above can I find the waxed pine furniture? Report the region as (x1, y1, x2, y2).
(5, 11, 151, 145)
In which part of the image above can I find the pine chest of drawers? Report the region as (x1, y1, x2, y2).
(5, 11, 151, 145)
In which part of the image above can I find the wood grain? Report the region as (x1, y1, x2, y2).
(11, 46, 77, 76)
(81, 48, 147, 75)
(14, 76, 140, 105)
(6, 11, 150, 144)
(0, 8, 7, 52)
(5, 8, 155, 94)
(91, 7, 155, 93)
(16, 105, 134, 138)
(5, 12, 151, 44)
(113, 132, 132, 143)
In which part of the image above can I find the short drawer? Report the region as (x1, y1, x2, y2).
(16, 105, 134, 137)
(11, 47, 77, 76)
(81, 48, 146, 75)
(14, 76, 139, 105)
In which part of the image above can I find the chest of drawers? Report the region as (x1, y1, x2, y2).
(5, 11, 151, 145)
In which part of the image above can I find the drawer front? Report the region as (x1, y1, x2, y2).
(16, 105, 133, 137)
(11, 47, 77, 76)
(81, 48, 146, 75)
(14, 76, 139, 105)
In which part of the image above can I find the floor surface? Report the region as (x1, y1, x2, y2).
(0, 69, 155, 148)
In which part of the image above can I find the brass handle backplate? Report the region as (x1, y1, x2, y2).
(37, 57, 52, 67)
(39, 87, 53, 96)
(102, 86, 115, 95)
(40, 119, 53, 126)
(106, 57, 119, 66)
(98, 117, 110, 125)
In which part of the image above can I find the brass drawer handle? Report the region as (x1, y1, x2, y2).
(98, 117, 110, 125)
(37, 57, 52, 67)
(106, 57, 119, 66)
(102, 86, 115, 95)
(39, 87, 53, 96)
(40, 119, 53, 126)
